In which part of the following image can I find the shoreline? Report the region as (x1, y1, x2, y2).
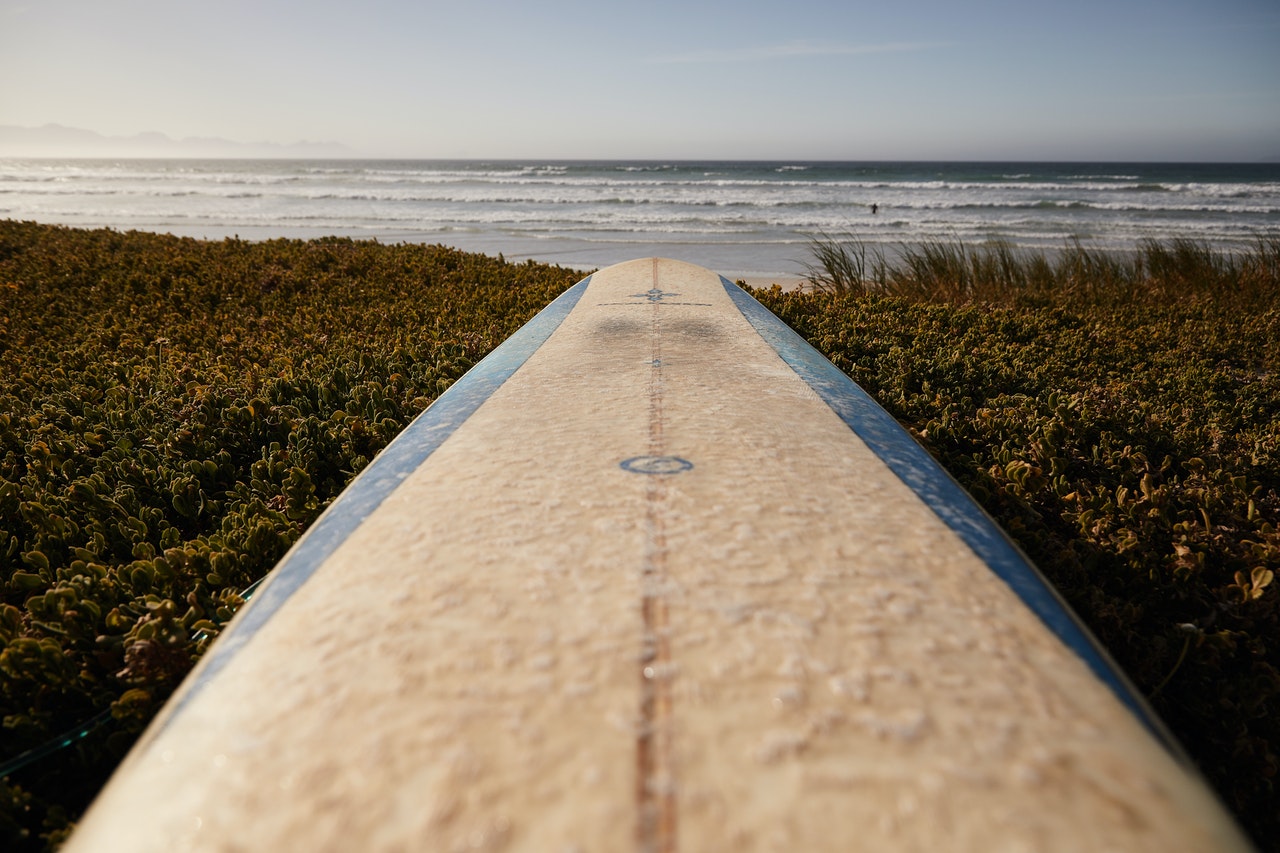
(3, 158, 1275, 288)
(5, 216, 816, 287)
(8, 215, 1275, 296)
(10, 217, 1275, 297)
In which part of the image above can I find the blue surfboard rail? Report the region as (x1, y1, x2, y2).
(720, 276, 1184, 759)
(147, 275, 593, 737)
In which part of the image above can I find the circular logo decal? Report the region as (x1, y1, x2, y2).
(619, 455, 694, 475)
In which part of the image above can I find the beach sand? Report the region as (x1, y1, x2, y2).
(731, 274, 808, 292)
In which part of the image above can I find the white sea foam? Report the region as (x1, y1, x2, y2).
(1, 158, 1275, 276)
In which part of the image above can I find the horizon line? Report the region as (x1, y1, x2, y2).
(2, 153, 1277, 165)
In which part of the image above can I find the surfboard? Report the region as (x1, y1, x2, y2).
(66, 258, 1249, 851)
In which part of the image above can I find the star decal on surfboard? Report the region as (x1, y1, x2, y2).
(599, 287, 710, 307)
(634, 287, 679, 302)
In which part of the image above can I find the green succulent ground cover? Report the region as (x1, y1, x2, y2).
(1, 221, 1277, 848)
(0, 221, 583, 848)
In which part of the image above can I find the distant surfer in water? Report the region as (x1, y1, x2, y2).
(871, 203, 878, 215)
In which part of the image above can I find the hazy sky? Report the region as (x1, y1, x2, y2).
(2, 0, 1278, 161)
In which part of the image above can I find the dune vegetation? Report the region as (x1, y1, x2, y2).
(1, 221, 1277, 849)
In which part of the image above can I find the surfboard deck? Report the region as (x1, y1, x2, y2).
(66, 258, 1249, 851)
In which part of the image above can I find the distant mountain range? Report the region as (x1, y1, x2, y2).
(0, 123, 355, 158)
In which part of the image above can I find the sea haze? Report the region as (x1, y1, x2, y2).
(1, 159, 1277, 278)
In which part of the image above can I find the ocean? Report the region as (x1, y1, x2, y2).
(2, 158, 1277, 279)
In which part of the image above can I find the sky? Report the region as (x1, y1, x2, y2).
(1, 0, 1278, 161)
